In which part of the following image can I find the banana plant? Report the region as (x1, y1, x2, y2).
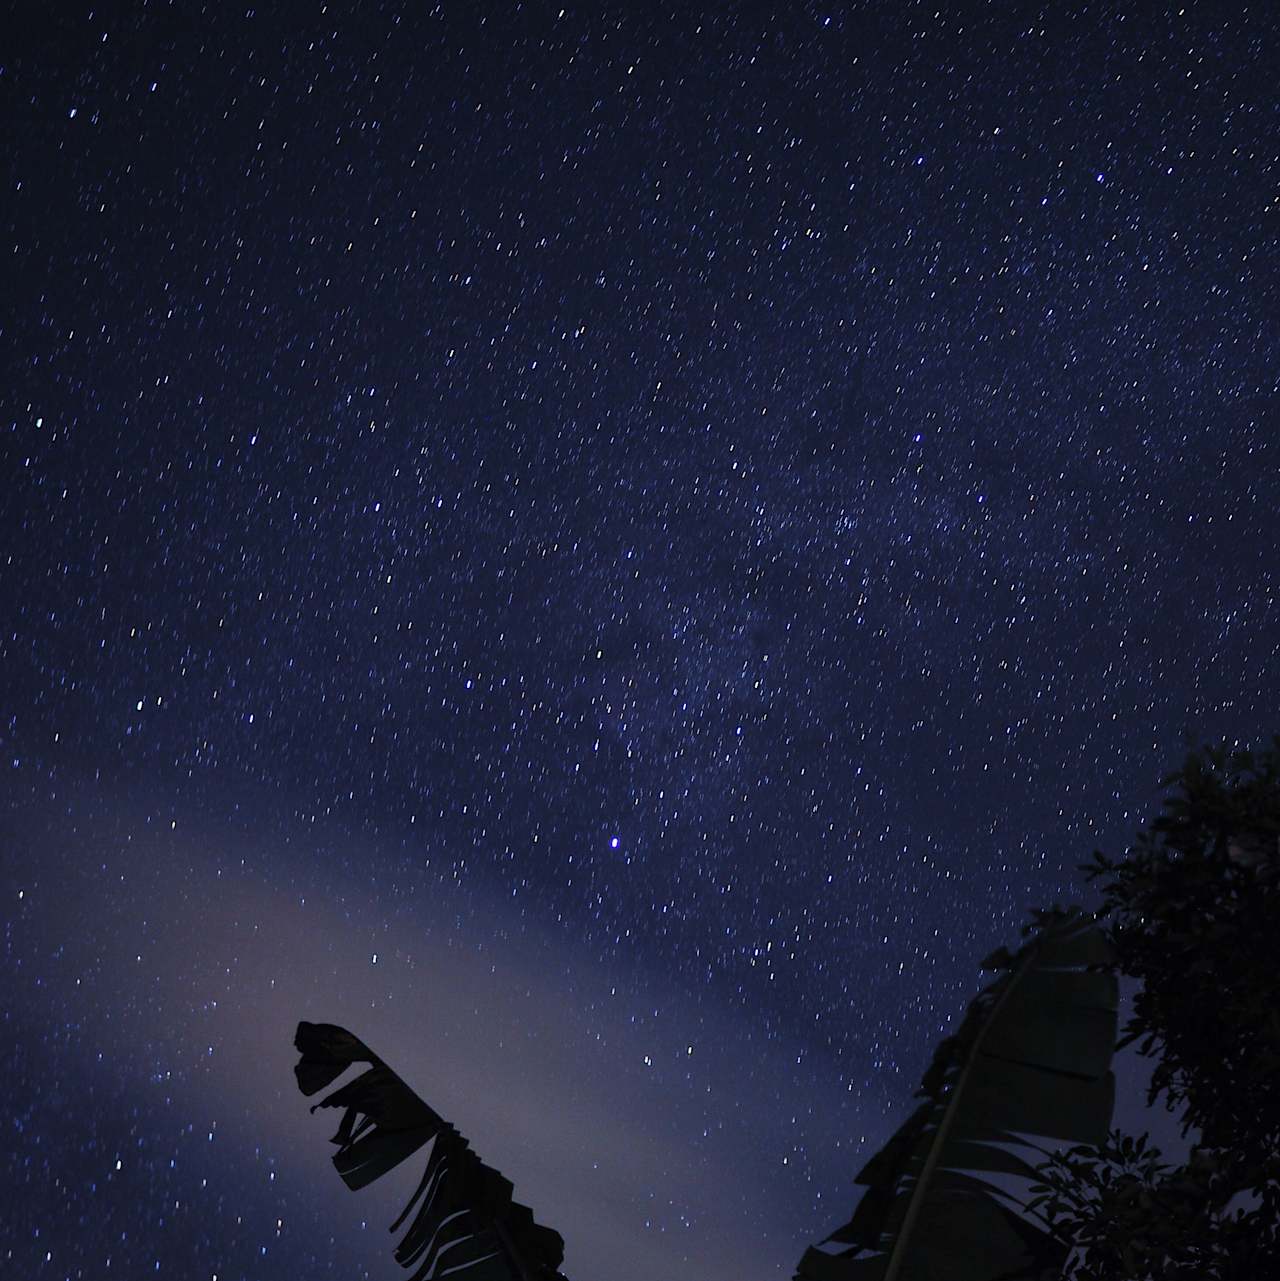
(292, 906, 1116, 1281)
(292, 1021, 570, 1281)
(793, 905, 1118, 1281)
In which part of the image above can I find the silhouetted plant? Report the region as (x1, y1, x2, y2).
(294, 1022, 570, 1281)
(793, 906, 1119, 1281)
(293, 742, 1280, 1280)
(1022, 740, 1280, 1277)
(1024, 1129, 1273, 1279)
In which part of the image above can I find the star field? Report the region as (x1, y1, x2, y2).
(3, 4, 1277, 1280)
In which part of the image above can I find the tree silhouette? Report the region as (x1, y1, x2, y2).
(1023, 741, 1280, 1277)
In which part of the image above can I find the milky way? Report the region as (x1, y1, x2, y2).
(3, 4, 1276, 1279)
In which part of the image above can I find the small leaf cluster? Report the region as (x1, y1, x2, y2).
(1025, 1128, 1275, 1280)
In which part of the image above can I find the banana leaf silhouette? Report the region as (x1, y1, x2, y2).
(793, 906, 1118, 1281)
(293, 1021, 570, 1281)
(295, 906, 1115, 1281)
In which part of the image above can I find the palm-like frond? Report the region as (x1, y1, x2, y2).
(794, 906, 1118, 1281)
(293, 1021, 570, 1281)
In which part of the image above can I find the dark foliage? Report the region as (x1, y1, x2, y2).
(1026, 1130, 1275, 1280)
(1028, 740, 1280, 1276)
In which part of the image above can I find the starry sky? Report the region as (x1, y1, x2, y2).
(2, 3, 1277, 1279)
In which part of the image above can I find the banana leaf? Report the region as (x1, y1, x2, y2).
(794, 906, 1118, 1281)
(293, 1021, 570, 1281)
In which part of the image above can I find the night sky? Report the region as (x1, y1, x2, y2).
(3, 3, 1277, 1279)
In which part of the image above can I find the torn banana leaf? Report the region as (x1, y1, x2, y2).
(294, 1021, 570, 1281)
(795, 906, 1118, 1281)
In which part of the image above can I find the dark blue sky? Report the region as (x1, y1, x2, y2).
(3, 3, 1276, 1279)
